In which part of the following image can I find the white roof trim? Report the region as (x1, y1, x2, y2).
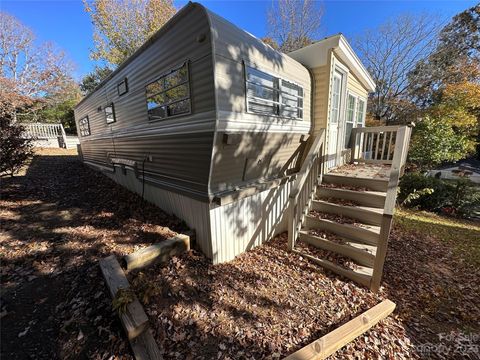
(288, 34, 376, 92)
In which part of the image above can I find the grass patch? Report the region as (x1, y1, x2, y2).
(394, 208, 480, 266)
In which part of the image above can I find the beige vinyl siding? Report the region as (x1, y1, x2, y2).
(333, 55, 369, 98)
(347, 71, 369, 98)
(311, 65, 330, 134)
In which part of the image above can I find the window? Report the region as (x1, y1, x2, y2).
(281, 79, 303, 119)
(79, 116, 90, 137)
(146, 62, 190, 121)
(117, 78, 128, 96)
(105, 103, 116, 124)
(345, 94, 356, 147)
(343, 94, 366, 148)
(245, 65, 303, 119)
(356, 99, 365, 126)
(330, 73, 342, 124)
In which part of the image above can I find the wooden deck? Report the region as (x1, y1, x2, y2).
(329, 163, 391, 179)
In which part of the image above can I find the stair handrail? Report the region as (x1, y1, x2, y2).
(383, 124, 413, 216)
(371, 124, 413, 291)
(287, 129, 326, 250)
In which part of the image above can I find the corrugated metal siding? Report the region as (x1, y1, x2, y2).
(209, 180, 292, 264)
(74, 3, 332, 265)
(80, 138, 115, 166)
(74, 5, 216, 200)
(206, 9, 311, 196)
(209, 132, 304, 193)
(207, 10, 312, 133)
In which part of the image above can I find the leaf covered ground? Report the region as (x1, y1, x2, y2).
(0, 148, 187, 359)
(1, 149, 479, 359)
(131, 218, 480, 359)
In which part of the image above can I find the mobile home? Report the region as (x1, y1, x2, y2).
(75, 2, 411, 290)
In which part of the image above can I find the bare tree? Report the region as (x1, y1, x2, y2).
(354, 13, 441, 123)
(267, 0, 323, 53)
(83, 0, 176, 66)
(0, 12, 74, 122)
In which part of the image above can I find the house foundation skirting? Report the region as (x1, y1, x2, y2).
(86, 162, 294, 265)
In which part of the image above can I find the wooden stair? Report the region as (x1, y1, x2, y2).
(323, 174, 389, 192)
(288, 125, 412, 291)
(294, 171, 391, 289)
(311, 200, 384, 225)
(298, 230, 376, 267)
(317, 187, 386, 208)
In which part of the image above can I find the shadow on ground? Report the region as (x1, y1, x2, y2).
(0, 149, 187, 359)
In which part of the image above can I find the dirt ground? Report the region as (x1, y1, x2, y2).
(1, 149, 479, 359)
(0, 148, 187, 359)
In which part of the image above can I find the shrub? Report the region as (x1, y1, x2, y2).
(398, 172, 449, 210)
(399, 172, 480, 219)
(446, 178, 480, 219)
(0, 118, 34, 177)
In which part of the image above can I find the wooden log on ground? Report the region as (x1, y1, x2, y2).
(122, 234, 190, 271)
(130, 328, 163, 360)
(284, 299, 396, 360)
(99, 255, 149, 340)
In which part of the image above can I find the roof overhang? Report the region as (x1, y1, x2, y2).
(288, 34, 376, 92)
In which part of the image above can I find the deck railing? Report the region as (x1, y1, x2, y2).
(21, 122, 68, 148)
(22, 123, 66, 140)
(350, 124, 412, 179)
(287, 129, 326, 250)
(350, 125, 406, 164)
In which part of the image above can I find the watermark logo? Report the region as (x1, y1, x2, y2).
(415, 331, 479, 357)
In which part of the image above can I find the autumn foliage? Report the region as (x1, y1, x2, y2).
(83, 0, 176, 66)
(409, 81, 480, 168)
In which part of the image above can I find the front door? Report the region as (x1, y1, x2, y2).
(327, 71, 343, 169)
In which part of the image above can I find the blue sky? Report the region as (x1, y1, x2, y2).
(1, 0, 477, 80)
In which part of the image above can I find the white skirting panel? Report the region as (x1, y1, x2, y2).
(85, 162, 294, 265)
(209, 180, 293, 264)
(94, 166, 213, 258)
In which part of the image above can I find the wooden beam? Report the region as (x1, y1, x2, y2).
(284, 299, 396, 360)
(130, 329, 163, 360)
(122, 234, 190, 271)
(99, 255, 149, 340)
(370, 214, 394, 292)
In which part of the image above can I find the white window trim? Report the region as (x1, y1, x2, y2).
(105, 103, 116, 124)
(346, 91, 367, 126)
(343, 91, 367, 148)
(79, 115, 91, 137)
(145, 60, 192, 122)
(329, 60, 349, 163)
(243, 61, 304, 121)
